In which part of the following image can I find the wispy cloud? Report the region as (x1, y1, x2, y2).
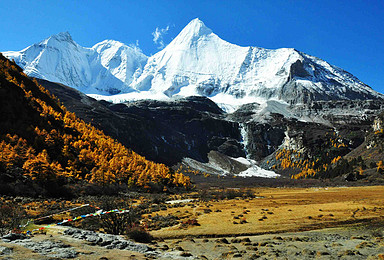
(152, 25, 170, 49)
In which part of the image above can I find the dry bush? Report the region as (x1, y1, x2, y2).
(146, 214, 179, 230)
(180, 218, 200, 228)
(90, 197, 139, 235)
(126, 225, 153, 243)
(0, 201, 26, 235)
(198, 188, 256, 201)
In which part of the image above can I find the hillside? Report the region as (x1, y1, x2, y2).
(37, 78, 243, 166)
(258, 109, 384, 182)
(36, 76, 384, 183)
(0, 54, 190, 196)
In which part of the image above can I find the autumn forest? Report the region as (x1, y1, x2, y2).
(0, 54, 191, 196)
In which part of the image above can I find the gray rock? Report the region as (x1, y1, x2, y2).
(0, 246, 12, 255)
(12, 240, 77, 259)
(85, 234, 102, 243)
(63, 228, 153, 254)
(63, 229, 75, 236)
(2, 233, 28, 241)
(99, 238, 112, 246)
(116, 241, 128, 249)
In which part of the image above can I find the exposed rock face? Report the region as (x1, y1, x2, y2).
(114, 97, 244, 164)
(289, 59, 311, 79)
(243, 119, 286, 161)
(2, 233, 28, 241)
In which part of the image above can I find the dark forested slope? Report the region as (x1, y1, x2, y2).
(0, 54, 190, 196)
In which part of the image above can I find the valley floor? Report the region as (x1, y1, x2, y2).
(1, 186, 384, 259)
(151, 186, 384, 238)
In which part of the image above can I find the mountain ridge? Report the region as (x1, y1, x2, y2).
(3, 32, 147, 95)
(3, 18, 382, 110)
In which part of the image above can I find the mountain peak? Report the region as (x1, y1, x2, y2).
(187, 18, 207, 28)
(162, 18, 214, 51)
(92, 39, 125, 51)
(39, 31, 76, 48)
(3, 20, 382, 106)
(178, 18, 213, 39)
(51, 31, 74, 42)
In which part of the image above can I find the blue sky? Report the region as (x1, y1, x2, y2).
(1, 0, 383, 93)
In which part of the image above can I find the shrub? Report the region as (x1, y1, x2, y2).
(146, 214, 179, 230)
(126, 225, 153, 243)
(180, 218, 200, 228)
(0, 201, 26, 235)
(97, 198, 138, 235)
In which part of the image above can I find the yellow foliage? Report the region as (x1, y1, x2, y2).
(377, 161, 384, 172)
(331, 156, 341, 164)
(0, 55, 191, 189)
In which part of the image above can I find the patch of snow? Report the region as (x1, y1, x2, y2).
(209, 93, 268, 113)
(165, 199, 194, 204)
(238, 166, 279, 178)
(232, 157, 251, 165)
(88, 90, 170, 103)
(182, 155, 279, 178)
(232, 157, 279, 178)
(253, 100, 294, 120)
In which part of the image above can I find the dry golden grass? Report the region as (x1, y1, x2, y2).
(151, 186, 384, 238)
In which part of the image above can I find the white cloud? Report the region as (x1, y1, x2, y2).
(152, 25, 170, 49)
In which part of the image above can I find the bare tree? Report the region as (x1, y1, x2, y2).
(0, 201, 26, 235)
(96, 197, 138, 235)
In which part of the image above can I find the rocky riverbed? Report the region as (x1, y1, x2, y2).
(0, 226, 156, 259)
(1, 225, 383, 259)
(155, 225, 384, 259)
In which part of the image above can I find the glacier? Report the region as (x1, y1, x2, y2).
(3, 19, 383, 110)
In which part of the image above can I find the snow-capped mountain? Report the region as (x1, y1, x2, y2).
(3, 32, 147, 95)
(129, 18, 382, 108)
(91, 40, 147, 88)
(3, 19, 382, 109)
